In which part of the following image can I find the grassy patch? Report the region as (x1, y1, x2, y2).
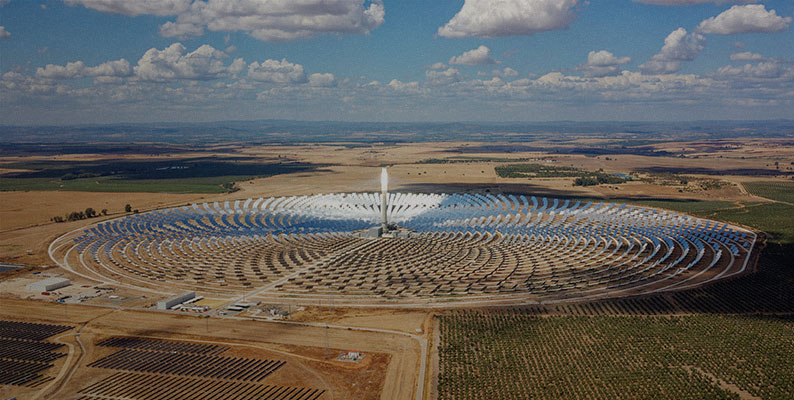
(709, 202, 794, 244)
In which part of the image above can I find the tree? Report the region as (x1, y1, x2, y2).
(101, 209, 108, 216)
(574, 176, 599, 186)
(67, 211, 85, 221)
(125, 204, 132, 213)
(85, 207, 96, 218)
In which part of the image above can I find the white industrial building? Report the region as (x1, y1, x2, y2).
(26, 277, 71, 292)
(157, 291, 195, 310)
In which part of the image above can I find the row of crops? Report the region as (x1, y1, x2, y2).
(438, 312, 794, 399)
(742, 181, 794, 204)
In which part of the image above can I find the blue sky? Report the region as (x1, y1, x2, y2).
(1, 0, 792, 125)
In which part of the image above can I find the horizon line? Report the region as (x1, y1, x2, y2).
(2, 118, 793, 128)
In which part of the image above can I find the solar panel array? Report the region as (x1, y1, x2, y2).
(97, 337, 229, 355)
(0, 320, 72, 387)
(78, 372, 326, 400)
(51, 193, 756, 302)
(81, 337, 323, 400)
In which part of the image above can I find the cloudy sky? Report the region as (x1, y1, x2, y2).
(1, 0, 792, 125)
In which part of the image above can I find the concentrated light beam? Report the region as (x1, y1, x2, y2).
(381, 167, 388, 193)
(381, 167, 388, 233)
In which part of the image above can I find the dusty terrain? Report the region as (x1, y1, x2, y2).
(1, 137, 792, 399)
(0, 298, 425, 400)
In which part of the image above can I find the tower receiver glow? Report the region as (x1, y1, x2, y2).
(381, 167, 388, 233)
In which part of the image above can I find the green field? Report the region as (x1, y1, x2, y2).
(0, 159, 321, 193)
(624, 199, 737, 215)
(623, 182, 794, 243)
(0, 175, 258, 193)
(743, 181, 794, 204)
(610, 198, 794, 244)
(495, 163, 628, 186)
(439, 313, 794, 400)
(495, 163, 583, 178)
(708, 202, 794, 244)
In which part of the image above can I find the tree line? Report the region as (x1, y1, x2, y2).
(51, 204, 136, 223)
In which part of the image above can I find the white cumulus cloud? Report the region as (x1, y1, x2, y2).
(134, 43, 242, 81)
(716, 60, 792, 80)
(64, 0, 191, 16)
(36, 59, 132, 79)
(386, 79, 421, 93)
(157, 0, 384, 42)
(247, 59, 307, 83)
(656, 28, 705, 61)
(493, 67, 519, 78)
(426, 67, 462, 86)
(308, 73, 336, 87)
(438, 0, 578, 38)
(0, 26, 9, 39)
(639, 28, 705, 74)
(579, 50, 631, 77)
(697, 5, 791, 34)
(449, 45, 495, 65)
(587, 50, 632, 66)
(730, 52, 764, 61)
(428, 62, 448, 70)
(159, 20, 204, 39)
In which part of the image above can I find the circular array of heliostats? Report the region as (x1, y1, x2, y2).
(52, 192, 755, 305)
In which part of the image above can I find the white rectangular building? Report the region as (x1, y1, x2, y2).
(157, 291, 196, 310)
(26, 277, 70, 292)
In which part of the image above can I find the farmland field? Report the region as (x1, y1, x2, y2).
(619, 198, 794, 244)
(438, 313, 794, 400)
(708, 202, 794, 244)
(743, 181, 794, 204)
(622, 199, 737, 216)
(0, 159, 322, 193)
(0, 175, 261, 193)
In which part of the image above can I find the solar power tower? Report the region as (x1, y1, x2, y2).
(381, 167, 389, 235)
